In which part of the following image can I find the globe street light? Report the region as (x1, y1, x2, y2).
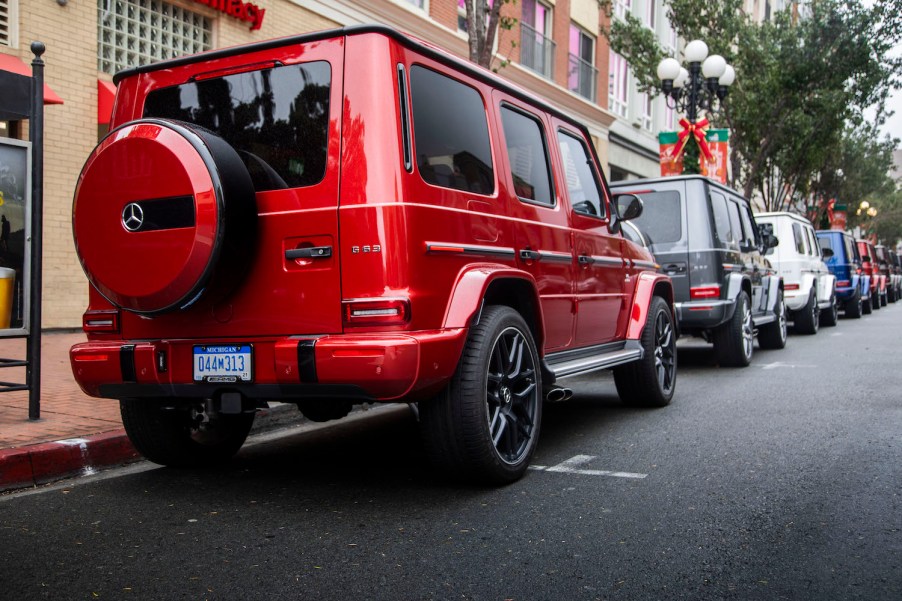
(657, 40, 735, 123)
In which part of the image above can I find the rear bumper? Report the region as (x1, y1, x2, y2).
(674, 300, 733, 329)
(70, 329, 468, 403)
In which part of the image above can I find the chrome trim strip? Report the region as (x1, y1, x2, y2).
(632, 260, 657, 269)
(538, 251, 573, 264)
(591, 255, 624, 267)
(425, 242, 517, 258)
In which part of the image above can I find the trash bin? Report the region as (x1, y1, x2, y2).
(0, 267, 15, 329)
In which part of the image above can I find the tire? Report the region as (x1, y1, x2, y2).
(844, 289, 862, 319)
(820, 293, 838, 327)
(758, 290, 787, 349)
(880, 291, 888, 307)
(794, 288, 819, 335)
(613, 296, 677, 407)
(863, 293, 873, 315)
(888, 285, 896, 303)
(419, 306, 542, 484)
(120, 398, 254, 467)
(713, 291, 754, 367)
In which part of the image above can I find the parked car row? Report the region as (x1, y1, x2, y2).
(610, 175, 896, 368)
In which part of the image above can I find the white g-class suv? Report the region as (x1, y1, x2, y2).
(755, 212, 837, 334)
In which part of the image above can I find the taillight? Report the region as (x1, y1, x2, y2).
(82, 309, 120, 333)
(837, 280, 851, 287)
(343, 298, 411, 327)
(690, 285, 720, 300)
(784, 283, 800, 291)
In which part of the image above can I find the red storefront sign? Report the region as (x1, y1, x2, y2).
(193, 0, 265, 30)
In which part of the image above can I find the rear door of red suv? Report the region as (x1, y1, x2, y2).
(112, 38, 346, 339)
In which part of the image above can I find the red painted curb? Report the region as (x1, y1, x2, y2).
(0, 429, 140, 493)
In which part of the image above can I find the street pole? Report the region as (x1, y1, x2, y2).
(27, 42, 45, 421)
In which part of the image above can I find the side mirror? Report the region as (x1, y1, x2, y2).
(821, 247, 834, 259)
(862, 255, 871, 262)
(614, 193, 644, 221)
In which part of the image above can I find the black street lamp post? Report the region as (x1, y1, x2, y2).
(656, 40, 735, 174)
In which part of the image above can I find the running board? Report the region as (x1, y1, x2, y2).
(546, 347, 643, 379)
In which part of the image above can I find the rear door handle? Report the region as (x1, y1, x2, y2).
(520, 249, 541, 261)
(286, 246, 333, 260)
(663, 263, 686, 274)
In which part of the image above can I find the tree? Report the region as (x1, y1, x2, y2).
(462, 0, 518, 70)
(601, 0, 902, 210)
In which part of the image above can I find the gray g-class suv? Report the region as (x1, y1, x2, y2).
(610, 176, 786, 367)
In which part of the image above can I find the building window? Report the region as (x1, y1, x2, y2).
(520, 0, 554, 79)
(458, 0, 493, 31)
(664, 100, 676, 131)
(98, 0, 213, 76)
(614, 0, 632, 20)
(608, 51, 628, 117)
(646, 0, 656, 30)
(568, 25, 597, 102)
(0, 0, 16, 47)
(406, 0, 425, 8)
(640, 93, 653, 131)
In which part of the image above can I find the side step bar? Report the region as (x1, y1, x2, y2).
(546, 347, 643, 379)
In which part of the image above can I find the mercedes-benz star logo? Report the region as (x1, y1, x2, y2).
(122, 202, 144, 232)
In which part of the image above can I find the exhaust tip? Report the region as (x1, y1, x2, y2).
(545, 386, 573, 403)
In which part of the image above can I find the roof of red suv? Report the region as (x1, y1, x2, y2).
(113, 24, 593, 144)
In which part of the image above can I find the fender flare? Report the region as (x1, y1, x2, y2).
(764, 273, 783, 313)
(442, 263, 544, 344)
(626, 272, 676, 341)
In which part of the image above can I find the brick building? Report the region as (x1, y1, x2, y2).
(2, 0, 674, 328)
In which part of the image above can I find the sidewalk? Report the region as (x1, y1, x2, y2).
(0, 330, 301, 492)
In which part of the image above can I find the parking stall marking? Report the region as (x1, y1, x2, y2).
(530, 455, 647, 479)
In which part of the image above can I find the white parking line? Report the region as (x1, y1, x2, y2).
(761, 361, 817, 370)
(530, 455, 647, 479)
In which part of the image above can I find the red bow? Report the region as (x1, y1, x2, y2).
(671, 117, 714, 163)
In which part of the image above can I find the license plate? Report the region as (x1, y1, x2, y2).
(193, 345, 253, 383)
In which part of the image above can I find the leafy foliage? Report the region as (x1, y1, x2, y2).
(601, 0, 901, 234)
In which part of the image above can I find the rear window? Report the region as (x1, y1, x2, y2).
(144, 61, 331, 192)
(626, 191, 681, 244)
(817, 234, 833, 253)
(409, 66, 494, 194)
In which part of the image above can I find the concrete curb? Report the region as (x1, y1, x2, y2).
(0, 402, 307, 493)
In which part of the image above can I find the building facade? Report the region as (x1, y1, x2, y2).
(1, 0, 648, 328)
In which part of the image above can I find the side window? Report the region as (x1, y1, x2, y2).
(710, 192, 734, 247)
(557, 129, 604, 217)
(738, 205, 757, 249)
(792, 223, 806, 254)
(500, 105, 554, 205)
(727, 200, 744, 249)
(846, 236, 858, 262)
(409, 66, 494, 194)
(807, 228, 819, 257)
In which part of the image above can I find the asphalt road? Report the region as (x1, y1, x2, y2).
(2, 306, 900, 600)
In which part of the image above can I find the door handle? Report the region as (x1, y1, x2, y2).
(663, 263, 686, 274)
(520, 249, 541, 261)
(578, 255, 595, 265)
(286, 246, 333, 260)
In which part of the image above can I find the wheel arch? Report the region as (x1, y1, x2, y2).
(626, 272, 675, 341)
(442, 265, 545, 350)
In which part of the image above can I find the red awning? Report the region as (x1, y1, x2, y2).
(98, 79, 116, 125)
(0, 53, 64, 105)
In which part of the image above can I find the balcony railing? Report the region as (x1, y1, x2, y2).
(568, 53, 598, 102)
(519, 23, 555, 80)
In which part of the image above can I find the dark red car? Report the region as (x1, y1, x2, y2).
(70, 25, 676, 483)
(857, 240, 886, 308)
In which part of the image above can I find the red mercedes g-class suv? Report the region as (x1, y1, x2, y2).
(71, 25, 676, 483)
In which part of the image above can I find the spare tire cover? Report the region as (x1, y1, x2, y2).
(73, 119, 256, 315)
